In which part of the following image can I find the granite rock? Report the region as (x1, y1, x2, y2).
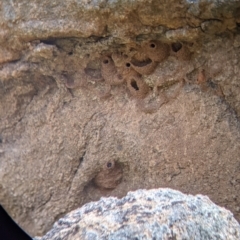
(35, 188, 240, 240)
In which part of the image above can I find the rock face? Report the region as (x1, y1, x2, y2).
(0, 0, 240, 236)
(34, 188, 240, 240)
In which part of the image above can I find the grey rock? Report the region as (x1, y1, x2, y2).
(35, 188, 240, 240)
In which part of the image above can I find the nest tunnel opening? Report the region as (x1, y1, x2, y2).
(131, 80, 139, 91)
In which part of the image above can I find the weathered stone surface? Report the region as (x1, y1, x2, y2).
(34, 188, 240, 240)
(0, 0, 240, 236)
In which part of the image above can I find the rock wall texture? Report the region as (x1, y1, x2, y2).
(0, 0, 240, 236)
(34, 188, 240, 240)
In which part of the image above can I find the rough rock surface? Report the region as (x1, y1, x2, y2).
(0, 0, 240, 236)
(34, 188, 240, 240)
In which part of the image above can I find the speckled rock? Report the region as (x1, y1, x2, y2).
(34, 188, 240, 240)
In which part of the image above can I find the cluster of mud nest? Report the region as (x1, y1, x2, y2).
(64, 39, 224, 113)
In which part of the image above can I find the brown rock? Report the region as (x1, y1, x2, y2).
(0, 0, 240, 237)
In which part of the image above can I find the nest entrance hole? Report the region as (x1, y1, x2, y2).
(131, 58, 152, 67)
(150, 43, 156, 48)
(107, 162, 113, 168)
(131, 80, 139, 91)
(103, 59, 109, 64)
(171, 42, 182, 52)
